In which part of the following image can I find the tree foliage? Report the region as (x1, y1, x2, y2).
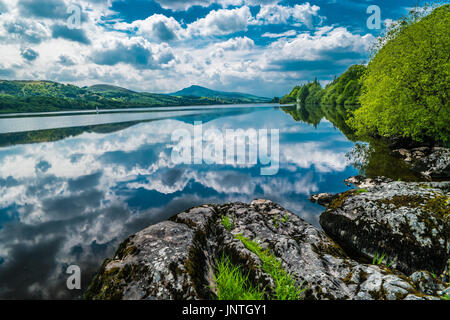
(280, 86, 301, 104)
(280, 65, 366, 107)
(321, 65, 366, 106)
(349, 4, 450, 144)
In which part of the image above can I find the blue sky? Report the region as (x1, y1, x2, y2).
(0, 0, 428, 96)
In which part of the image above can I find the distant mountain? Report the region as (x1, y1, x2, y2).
(170, 85, 271, 103)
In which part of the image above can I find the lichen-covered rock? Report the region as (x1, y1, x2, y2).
(403, 294, 441, 300)
(86, 200, 430, 300)
(319, 180, 450, 278)
(410, 271, 447, 296)
(84, 220, 198, 300)
(392, 147, 450, 179)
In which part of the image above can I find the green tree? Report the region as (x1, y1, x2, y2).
(349, 4, 450, 144)
(280, 85, 301, 104)
(297, 84, 310, 104)
(321, 65, 366, 106)
(305, 81, 324, 105)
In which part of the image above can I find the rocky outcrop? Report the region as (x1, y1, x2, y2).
(410, 271, 448, 296)
(392, 147, 450, 179)
(319, 178, 449, 280)
(309, 176, 394, 207)
(344, 175, 393, 188)
(85, 200, 441, 300)
(309, 193, 335, 207)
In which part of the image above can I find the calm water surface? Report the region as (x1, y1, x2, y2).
(0, 104, 413, 299)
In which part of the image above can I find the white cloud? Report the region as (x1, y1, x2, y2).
(0, 16, 51, 44)
(151, 0, 280, 11)
(151, 0, 247, 11)
(266, 27, 375, 63)
(214, 36, 254, 51)
(256, 3, 322, 28)
(114, 14, 186, 42)
(114, 7, 257, 40)
(90, 36, 175, 69)
(187, 6, 254, 36)
(261, 30, 296, 38)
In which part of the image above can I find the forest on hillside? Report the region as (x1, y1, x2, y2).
(0, 81, 266, 113)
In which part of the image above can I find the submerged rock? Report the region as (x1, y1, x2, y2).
(319, 179, 449, 278)
(86, 200, 434, 300)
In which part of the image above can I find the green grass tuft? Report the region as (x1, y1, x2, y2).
(235, 234, 306, 300)
(372, 252, 393, 268)
(272, 216, 280, 228)
(221, 215, 234, 231)
(272, 214, 290, 228)
(214, 254, 265, 300)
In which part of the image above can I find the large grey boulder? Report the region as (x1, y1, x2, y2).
(319, 180, 449, 278)
(86, 200, 431, 300)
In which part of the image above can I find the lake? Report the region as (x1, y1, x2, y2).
(0, 104, 418, 299)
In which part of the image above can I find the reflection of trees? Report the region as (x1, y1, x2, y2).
(282, 104, 324, 128)
(320, 104, 357, 141)
(346, 140, 422, 181)
(282, 103, 356, 139)
(282, 103, 421, 181)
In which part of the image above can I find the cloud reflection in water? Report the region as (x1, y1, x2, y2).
(0, 108, 357, 298)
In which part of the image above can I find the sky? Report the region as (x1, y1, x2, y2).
(0, 0, 423, 97)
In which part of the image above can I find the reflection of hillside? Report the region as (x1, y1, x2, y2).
(0, 107, 257, 147)
(0, 122, 140, 147)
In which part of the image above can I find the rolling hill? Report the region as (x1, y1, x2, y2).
(86, 84, 137, 94)
(0, 80, 271, 114)
(170, 85, 271, 103)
